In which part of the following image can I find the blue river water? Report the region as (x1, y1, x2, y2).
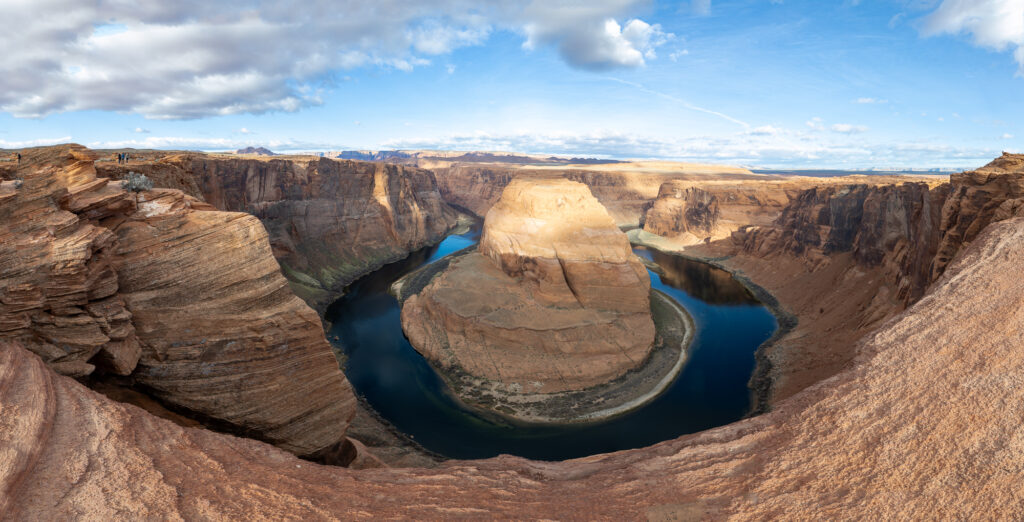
(325, 225, 777, 461)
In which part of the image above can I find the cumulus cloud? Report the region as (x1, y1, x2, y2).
(522, 3, 672, 69)
(0, 1, 668, 119)
(923, 0, 1024, 71)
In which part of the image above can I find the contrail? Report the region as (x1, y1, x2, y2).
(605, 77, 750, 129)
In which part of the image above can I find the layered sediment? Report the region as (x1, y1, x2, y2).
(401, 178, 657, 400)
(3, 214, 1024, 519)
(99, 154, 460, 311)
(0, 145, 356, 455)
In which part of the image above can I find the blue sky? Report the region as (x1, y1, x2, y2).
(1, 0, 1023, 169)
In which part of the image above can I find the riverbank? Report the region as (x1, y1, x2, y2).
(392, 247, 695, 424)
(627, 228, 797, 414)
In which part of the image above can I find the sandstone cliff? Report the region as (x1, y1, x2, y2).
(3, 215, 1024, 519)
(0, 145, 356, 455)
(432, 161, 760, 225)
(931, 152, 1024, 280)
(99, 155, 460, 312)
(402, 178, 655, 396)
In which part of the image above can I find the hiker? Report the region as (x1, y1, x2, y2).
(16, 152, 20, 164)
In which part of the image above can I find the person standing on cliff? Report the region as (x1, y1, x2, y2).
(16, 152, 20, 165)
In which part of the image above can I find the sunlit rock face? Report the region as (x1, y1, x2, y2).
(402, 178, 655, 394)
(479, 178, 652, 313)
(0, 145, 356, 456)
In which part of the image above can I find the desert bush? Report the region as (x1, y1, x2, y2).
(121, 171, 154, 192)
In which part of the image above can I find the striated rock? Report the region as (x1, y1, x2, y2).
(0, 144, 356, 456)
(0, 146, 141, 378)
(641, 182, 722, 244)
(3, 216, 1024, 519)
(931, 152, 1024, 280)
(479, 178, 652, 313)
(740, 181, 949, 304)
(402, 178, 654, 395)
(150, 156, 459, 311)
(113, 189, 355, 455)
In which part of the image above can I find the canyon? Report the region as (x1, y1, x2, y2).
(2, 146, 1024, 518)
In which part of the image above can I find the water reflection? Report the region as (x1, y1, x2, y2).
(634, 247, 758, 305)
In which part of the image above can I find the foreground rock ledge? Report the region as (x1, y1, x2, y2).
(401, 178, 656, 401)
(2, 217, 1023, 519)
(0, 145, 356, 456)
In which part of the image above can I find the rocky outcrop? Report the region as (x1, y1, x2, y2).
(0, 145, 356, 456)
(119, 156, 461, 312)
(641, 182, 722, 244)
(402, 178, 655, 395)
(4, 216, 1024, 519)
(932, 152, 1024, 280)
(740, 181, 949, 304)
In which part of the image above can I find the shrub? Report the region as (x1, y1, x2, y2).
(121, 171, 154, 192)
(13, 178, 23, 189)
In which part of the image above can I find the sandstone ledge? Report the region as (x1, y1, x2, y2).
(395, 246, 694, 423)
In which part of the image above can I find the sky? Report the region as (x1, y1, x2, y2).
(1, 0, 1023, 169)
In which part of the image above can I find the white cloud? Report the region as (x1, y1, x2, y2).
(806, 117, 825, 131)
(831, 123, 869, 133)
(523, 7, 672, 69)
(669, 49, 690, 61)
(382, 127, 996, 169)
(446, 64, 457, 74)
(0, 1, 668, 119)
(748, 125, 781, 136)
(239, 127, 253, 134)
(1003, 133, 1015, 138)
(855, 97, 888, 104)
(923, 0, 1024, 72)
(0, 136, 74, 149)
(134, 127, 149, 133)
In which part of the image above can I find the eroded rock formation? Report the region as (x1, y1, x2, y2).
(402, 178, 655, 395)
(0, 145, 355, 455)
(99, 155, 460, 311)
(3, 215, 1024, 519)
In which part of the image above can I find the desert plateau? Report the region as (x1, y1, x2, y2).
(3, 1, 1024, 520)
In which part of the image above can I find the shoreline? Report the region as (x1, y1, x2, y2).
(393, 245, 696, 425)
(626, 228, 798, 415)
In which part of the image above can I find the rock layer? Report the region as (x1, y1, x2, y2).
(402, 178, 655, 394)
(0, 145, 355, 455)
(3, 215, 1024, 519)
(162, 156, 459, 311)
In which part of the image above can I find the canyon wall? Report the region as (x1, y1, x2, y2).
(640, 179, 800, 246)
(0, 145, 356, 455)
(99, 155, 460, 311)
(432, 162, 760, 225)
(4, 214, 1024, 519)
